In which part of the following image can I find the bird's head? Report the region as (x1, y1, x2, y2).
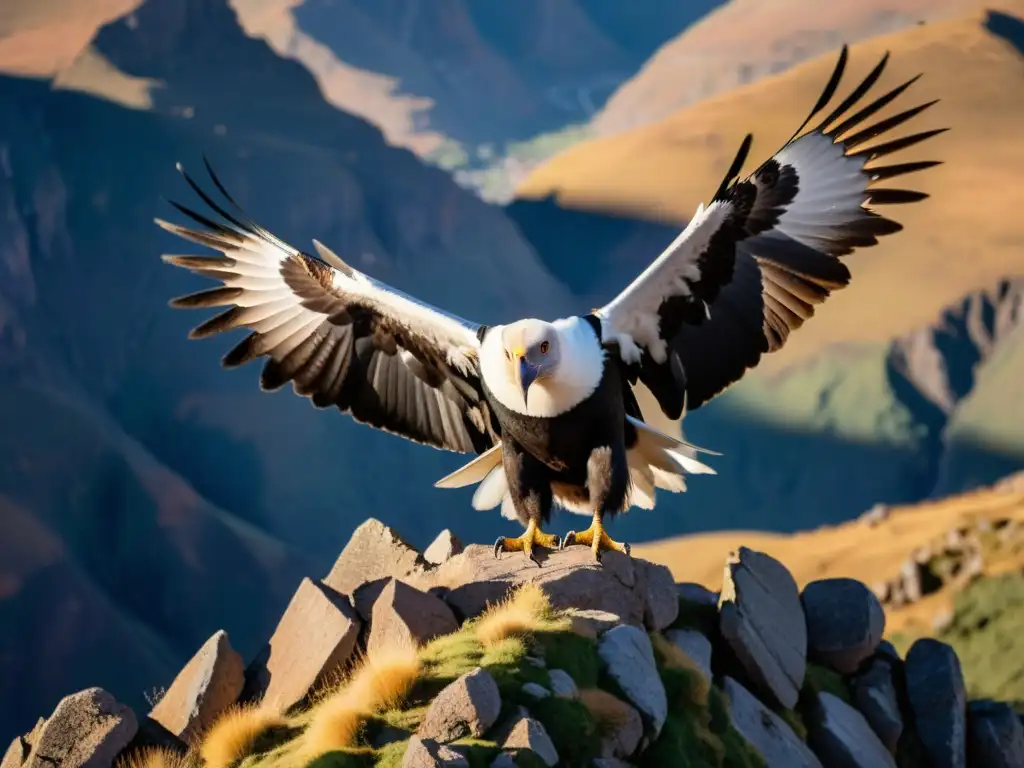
(501, 319, 561, 408)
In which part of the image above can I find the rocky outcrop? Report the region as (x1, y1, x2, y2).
(8, 519, 1023, 768)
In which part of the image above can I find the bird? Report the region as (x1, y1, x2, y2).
(155, 45, 944, 564)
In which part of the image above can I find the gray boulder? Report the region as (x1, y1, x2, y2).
(719, 548, 807, 709)
(640, 561, 679, 631)
(23, 688, 138, 768)
(966, 699, 1024, 768)
(677, 582, 719, 607)
(808, 692, 897, 767)
(502, 713, 559, 767)
(801, 578, 885, 674)
(548, 669, 579, 700)
(418, 667, 501, 743)
(904, 638, 966, 768)
(724, 677, 822, 767)
(403, 735, 469, 767)
(597, 625, 667, 738)
(850, 656, 904, 753)
(665, 628, 713, 686)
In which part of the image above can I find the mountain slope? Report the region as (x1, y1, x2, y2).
(518, 6, 1024, 375)
(592, 0, 978, 137)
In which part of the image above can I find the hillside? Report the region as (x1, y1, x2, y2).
(591, 0, 978, 137)
(518, 5, 1024, 372)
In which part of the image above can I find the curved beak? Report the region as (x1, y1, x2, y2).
(517, 356, 539, 407)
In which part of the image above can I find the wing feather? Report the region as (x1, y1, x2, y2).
(597, 44, 945, 418)
(158, 161, 498, 454)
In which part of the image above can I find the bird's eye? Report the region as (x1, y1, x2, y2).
(540, 341, 549, 355)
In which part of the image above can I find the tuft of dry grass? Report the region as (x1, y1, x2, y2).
(651, 632, 711, 706)
(115, 747, 188, 768)
(578, 688, 637, 730)
(474, 582, 553, 647)
(199, 704, 286, 768)
(296, 640, 422, 761)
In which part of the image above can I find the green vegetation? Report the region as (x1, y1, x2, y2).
(892, 572, 1024, 708)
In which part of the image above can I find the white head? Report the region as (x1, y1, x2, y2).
(500, 319, 561, 408)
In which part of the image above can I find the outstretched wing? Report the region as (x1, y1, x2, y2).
(158, 160, 498, 454)
(597, 45, 945, 419)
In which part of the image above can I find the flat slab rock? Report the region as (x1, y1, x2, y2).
(719, 547, 807, 709)
(23, 688, 138, 768)
(809, 692, 896, 768)
(367, 579, 459, 654)
(415, 545, 649, 624)
(665, 628, 713, 686)
(801, 578, 885, 675)
(905, 638, 966, 768)
(850, 656, 903, 753)
(418, 667, 501, 743)
(324, 518, 429, 620)
(402, 735, 468, 767)
(423, 529, 464, 565)
(149, 629, 244, 745)
(597, 625, 667, 739)
(724, 677, 822, 768)
(247, 577, 362, 711)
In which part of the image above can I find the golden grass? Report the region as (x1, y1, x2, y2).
(518, 2, 1024, 374)
(296, 640, 422, 760)
(651, 633, 711, 707)
(636, 481, 1024, 636)
(199, 704, 286, 768)
(474, 582, 552, 648)
(115, 747, 188, 768)
(578, 688, 637, 730)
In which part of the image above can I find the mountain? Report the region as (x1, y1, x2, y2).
(591, 0, 979, 137)
(0, 0, 581, 741)
(517, 5, 1024, 374)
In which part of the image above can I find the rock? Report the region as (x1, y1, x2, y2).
(565, 608, 624, 637)
(247, 577, 362, 711)
(677, 582, 719, 606)
(665, 628, 713, 686)
(719, 547, 807, 709)
(602, 701, 643, 759)
(548, 669, 579, 700)
(324, 518, 429, 620)
(904, 638, 966, 768)
(640, 561, 678, 631)
(502, 714, 559, 767)
(24, 688, 138, 768)
(966, 699, 1024, 768)
(417, 545, 648, 624)
(808, 692, 897, 767)
(592, 760, 635, 768)
(149, 629, 244, 744)
(490, 754, 517, 768)
(402, 735, 469, 767)
(418, 667, 501, 743)
(723, 677, 822, 768)
(423, 529, 464, 565)
(875, 640, 901, 662)
(860, 503, 891, 527)
(367, 579, 460, 653)
(801, 578, 885, 674)
(3, 720, 44, 768)
(850, 657, 904, 753)
(123, 717, 188, 756)
(521, 683, 550, 699)
(597, 625, 667, 738)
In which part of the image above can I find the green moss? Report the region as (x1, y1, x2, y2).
(535, 630, 600, 688)
(802, 663, 851, 705)
(528, 696, 600, 765)
(306, 751, 373, 768)
(777, 708, 808, 742)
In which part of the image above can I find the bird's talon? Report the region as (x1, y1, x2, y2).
(493, 538, 504, 559)
(559, 532, 575, 551)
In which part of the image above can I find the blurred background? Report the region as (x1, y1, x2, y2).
(1, 0, 1023, 743)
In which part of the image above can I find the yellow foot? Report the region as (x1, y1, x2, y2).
(559, 518, 630, 562)
(494, 520, 561, 567)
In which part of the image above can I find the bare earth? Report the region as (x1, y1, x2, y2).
(518, 3, 1024, 375)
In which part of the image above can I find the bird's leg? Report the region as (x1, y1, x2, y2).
(494, 444, 557, 566)
(560, 445, 630, 562)
(560, 511, 630, 561)
(494, 518, 561, 566)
